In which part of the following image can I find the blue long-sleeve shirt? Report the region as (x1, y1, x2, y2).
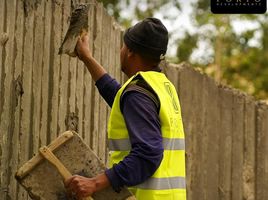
(95, 73, 164, 192)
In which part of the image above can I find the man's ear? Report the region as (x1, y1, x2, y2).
(127, 48, 135, 58)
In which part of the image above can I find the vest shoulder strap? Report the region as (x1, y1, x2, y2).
(121, 76, 160, 111)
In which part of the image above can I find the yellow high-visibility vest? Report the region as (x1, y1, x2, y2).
(108, 71, 186, 200)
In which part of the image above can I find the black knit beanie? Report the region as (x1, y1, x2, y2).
(123, 18, 168, 61)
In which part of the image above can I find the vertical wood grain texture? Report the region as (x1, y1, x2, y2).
(231, 92, 245, 200)
(243, 96, 256, 200)
(218, 86, 233, 200)
(90, 2, 102, 153)
(196, 73, 208, 200)
(40, 0, 52, 146)
(0, 1, 17, 199)
(58, 0, 71, 134)
(83, 0, 95, 146)
(75, 0, 88, 139)
(18, 1, 35, 199)
(204, 76, 220, 200)
(32, 0, 45, 155)
(98, 10, 110, 162)
(49, 0, 62, 142)
(104, 17, 117, 164)
(0, 0, 5, 117)
(8, 0, 25, 199)
(256, 103, 268, 200)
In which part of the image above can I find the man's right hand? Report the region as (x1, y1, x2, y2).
(75, 34, 107, 82)
(76, 34, 91, 62)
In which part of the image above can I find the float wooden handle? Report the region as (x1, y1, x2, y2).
(39, 146, 93, 200)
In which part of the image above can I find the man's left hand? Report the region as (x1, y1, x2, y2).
(65, 175, 96, 199)
(65, 173, 110, 199)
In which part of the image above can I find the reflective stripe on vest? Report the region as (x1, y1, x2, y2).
(134, 176, 186, 190)
(109, 138, 185, 151)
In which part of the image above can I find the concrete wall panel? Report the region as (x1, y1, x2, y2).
(256, 102, 268, 200)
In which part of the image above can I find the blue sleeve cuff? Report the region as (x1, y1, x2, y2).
(105, 167, 123, 193)
(95, 73, 111, 89)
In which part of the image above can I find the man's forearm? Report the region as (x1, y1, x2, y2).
(93, 173, 110, 193)
(76, 35, 107, 82)
(82, 55, 107, 82)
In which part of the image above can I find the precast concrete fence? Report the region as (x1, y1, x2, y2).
(0, 0, 268, 200)
(165, 63, 268, 200)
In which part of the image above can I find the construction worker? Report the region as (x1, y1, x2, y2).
(65, 18, 186, 200)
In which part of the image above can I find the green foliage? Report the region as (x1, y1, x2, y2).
(177, 32, 198, 62)
(187, 0, 268, 100)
